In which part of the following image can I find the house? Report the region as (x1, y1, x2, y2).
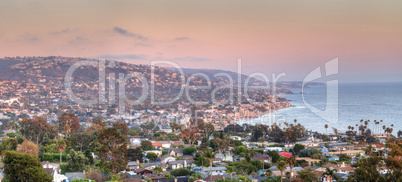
(202, 167, 227, 175)
(134, 168, 153, 175)
(215, 154, 233, 162)
(328, 150, 365, 157)
(128, 161, 140, 171)
(152, 142, 163, 150)
(167, 148, 184, 157)
(145, 150, 163, 156)
(160, 141, 172, 149)
(65, 172, 86, 181)
(161, 156, 176, 164)
(167, 160, 195, 169)
(142, 174, 165, 182)
(143, 163, 158, 170)
(296, 157, 321, 166)
(202, 174, 225, 182)
(230, 136, 242, 141)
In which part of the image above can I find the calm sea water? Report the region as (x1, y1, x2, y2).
(237, 82, 402, 135)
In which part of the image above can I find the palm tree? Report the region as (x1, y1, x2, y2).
(56, 139, 66, 165)
(277, 161, 287, 182)
(203, 149, 216, 182)
(322, 168, 338, 182)
(324, 124, 328, 134)
(287, 156, 296, 179)
(225, 166, 234, 179)
(265, 169, 273, 177)
(154, 165, 163, 176)
(296, 167, 318, 181)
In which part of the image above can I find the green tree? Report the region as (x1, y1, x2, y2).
(225, 165, 234, 179)
(66, 149, 88, 172)
(140, 140, 154, 150)
(127, 147, 143, 163)
(170, 168, 193, 176)
(97, 127, 128, 174)
(322, 168, 338, 182)
(277, 161, 287, 182)
(146, 152, 158, 161)
(189, 173, 203, 182)
(57, 139, 67, 165)
(349, 156, 385, 182)
(1, 137, 18, 151)
(4, 151, 52, 182)
(154, 165, 163, 176)
(296, 167, 318, 182)
(203, 149, 217, 182)
(193, 153, 209, 173)
(292, 144, 305, 155)
(183, 146, 197, 155)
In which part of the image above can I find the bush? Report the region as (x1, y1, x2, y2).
(298, 148, 322, 157)
(170, 168, 193, 176)
(183, 146, 197, 155)
(41, 152, 67, 163)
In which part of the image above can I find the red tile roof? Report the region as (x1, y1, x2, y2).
(152, 142, 162, 147)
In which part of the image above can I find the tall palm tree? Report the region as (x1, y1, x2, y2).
(287, 157, 296, 179)
(203, 149, 216, 182)
(56, 139, 66, 165)
(225, 166, 234, 179)
(322, 168, 338, 182)
(277, 161, 287, 182)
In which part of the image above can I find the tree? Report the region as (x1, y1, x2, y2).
(183, 146, 197, 155)
(339, 154, 351, 162)
(287, 156, 296, 179)
(113, 122, 129, 135)
(298, 148, 322, 157)
(350, 156, 385, 182)
(18, 140, 39, 157)
(193, 153, 209, 173)
(225, 165, 234, 179)
(153, 165, 163, 176)
(72, 132, 92, 152)
(97, 127, 128, 174)
(59, 113, 80, 136)
(86, 169, 103, 182)
(322, 168, 338, 182)
(296, 167, 318, 182)
(277, 161, 287, 182)
(146, 152, 158, 161)
(57, 139, 67, 165)
(180, 124, 201, 145)
(66, 149, 88, 172)
(325, 124, 328, 134)
(170, 168, 193, 176)
(292, 144, 305, 155)
(165, 174, 174, 179)
(4, 151, 52, 182)
(141, 140, 154, 150)
(189, 173, 202, 182)
(19, 116, 54, 145)
(127, 147, 143, 163)
(203, 149, 217, 182)
(1, 137, 18, 151)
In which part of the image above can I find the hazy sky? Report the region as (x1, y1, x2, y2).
(0, 0, 401, 82)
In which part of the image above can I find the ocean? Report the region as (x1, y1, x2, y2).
(237, 82, 402, 135)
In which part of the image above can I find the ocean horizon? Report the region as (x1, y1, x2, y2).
(237, 82, 402, 135)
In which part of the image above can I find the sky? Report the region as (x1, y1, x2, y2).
(0, 0, 401, 82)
